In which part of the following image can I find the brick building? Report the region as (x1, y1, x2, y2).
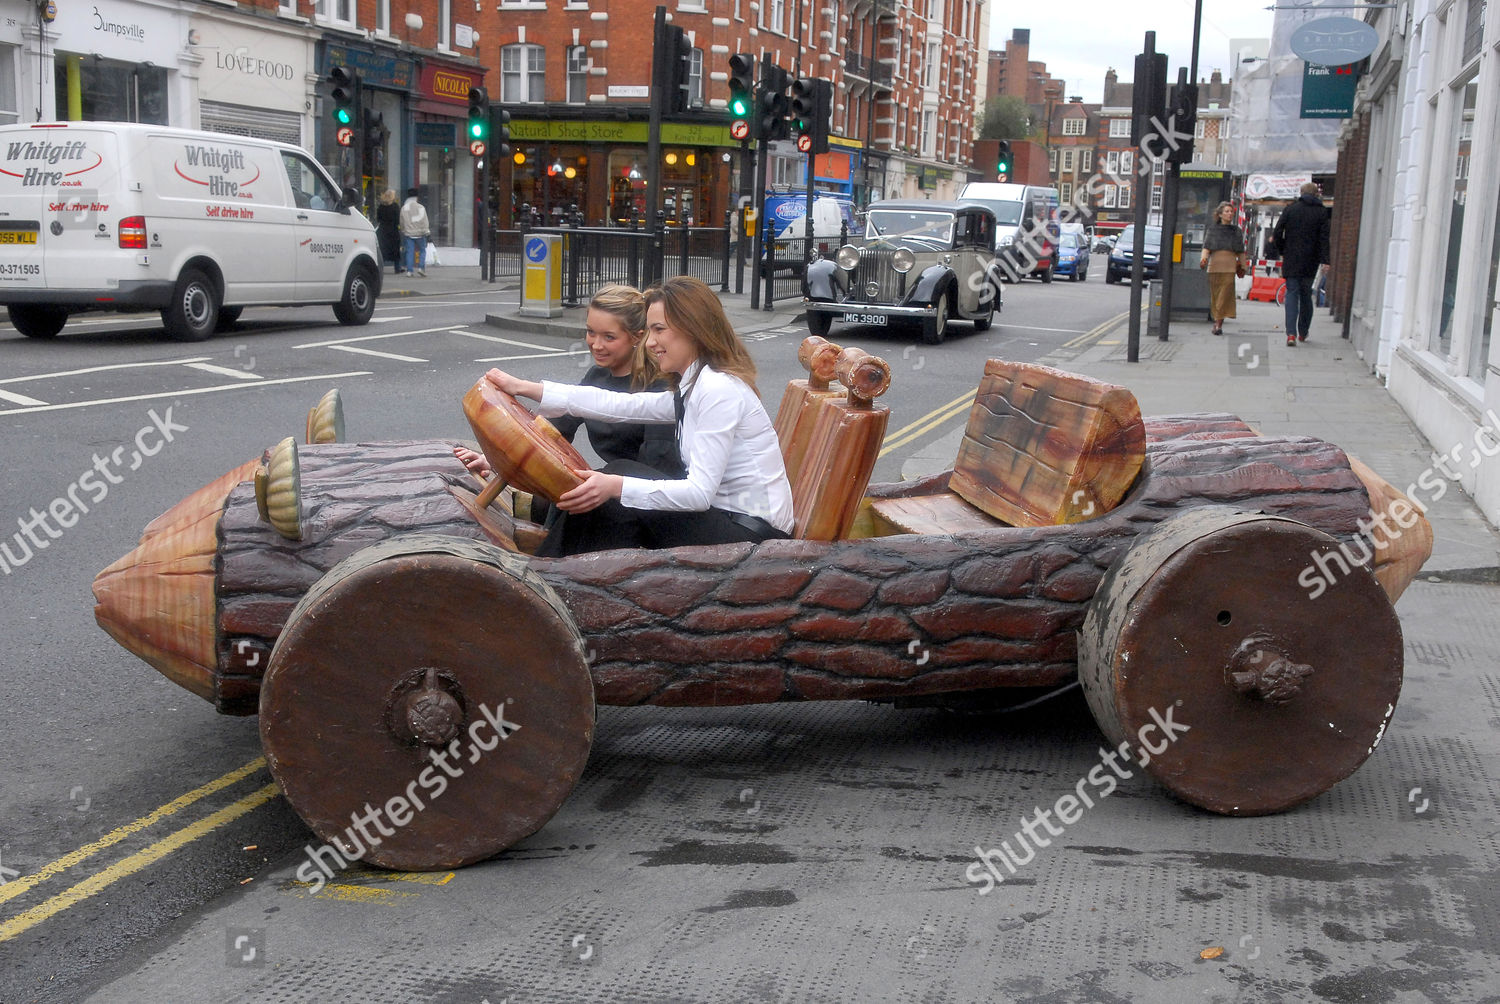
(481, 0, 987, 228)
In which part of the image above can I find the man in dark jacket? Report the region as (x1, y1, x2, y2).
(1272, 181, 1331, 346)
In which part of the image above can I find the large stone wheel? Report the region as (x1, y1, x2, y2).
(260, 534, 595, 869)
(1078, 508, 1403, 816)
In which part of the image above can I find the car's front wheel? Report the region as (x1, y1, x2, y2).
(7, 304, 68, 339)
(922, 292, 949, 345)
(334, 262, 378, 326)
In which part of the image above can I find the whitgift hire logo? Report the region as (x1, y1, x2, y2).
(965, 704, 1190, 895)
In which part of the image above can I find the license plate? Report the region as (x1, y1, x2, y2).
(841, 312, 888, 326)
(0, 231, 36, 245)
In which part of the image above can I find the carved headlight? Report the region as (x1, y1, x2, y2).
(892, 248, 916, 273)
(836, 244, 861, 271)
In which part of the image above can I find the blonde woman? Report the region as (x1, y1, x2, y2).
(1199, 201, 1248, 336)
(482, 276, 792, 556)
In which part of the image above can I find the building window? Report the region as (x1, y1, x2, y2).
(280, 0, 296, 13)
(1118, 184, 1131, 209)
(764, 0, 785, 33)
(1062, 148, 1074, 173)
(502, 44, 545, 103)
(1060, 181, 1072, 204)
(922, 109, 935, 157)
(1195, 118, 1206, 139)
(1150, 181, 1163, 211)
(316, 0, 355, 26)
(1081, 148, 1092, 172)
(1049, 147, 1058, 171)
(566, 46, 588, 104)
(925, 41, 939, 89)
(1106, 150, 1119, 176)
(1103, 185, 1117, 208)
(1109, 118, 1130, 138)
(1461, 0, 1485, 64)
(1437, 79, 1478, 357)
(1062, 117, 1085, 136)
(375, 0, 388, 32)
(688, 48, 704, 108)
(1120, 150, 1133, 175)
(438, 0, 451, 48)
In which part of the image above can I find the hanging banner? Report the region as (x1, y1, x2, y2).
(1300, 63, 1360, 119)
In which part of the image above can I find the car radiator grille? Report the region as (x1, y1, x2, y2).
(845, 248, 902, 303)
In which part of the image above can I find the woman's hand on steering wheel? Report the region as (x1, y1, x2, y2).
(484, 367, 544, 402)
(555, 469, 624, 513)
(453, 445, 492, 478)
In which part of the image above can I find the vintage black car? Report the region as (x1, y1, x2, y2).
(803, 200, 1008, 345)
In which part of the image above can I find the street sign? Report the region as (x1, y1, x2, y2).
(1301, 63, 1360, 119)
(1291, 17, 1379, 66)
(730, 120, 749, 141)
(336, 126, 354, 147)
(469, 140, 486, 156)
(796, 134, 812, 154)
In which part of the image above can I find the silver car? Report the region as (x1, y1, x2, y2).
(802, 200, 1007, 345)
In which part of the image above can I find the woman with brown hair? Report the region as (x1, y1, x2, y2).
(480, 275, 792, 556)
(1199, 201, 1248, 336)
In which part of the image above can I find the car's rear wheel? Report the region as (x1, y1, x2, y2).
(1105, 270, 1119, 285)
(162, 268, 219, 342)
(922, 292, 949, 345)
(333, 262, 377, 326)
(7, 304, 68, 339)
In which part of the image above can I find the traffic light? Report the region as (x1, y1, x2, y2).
(662, 25, 693, 114)
(328, 65, 361, 142)
(728, 54, 756, 141)
(790, 77, 831, 155)
(492, 107, 512, 157)
(758, 64, 790, 142)
(467, 86, 489, 147)
(996, 139, 1012, 180)
(1167, 81, 1198, 164)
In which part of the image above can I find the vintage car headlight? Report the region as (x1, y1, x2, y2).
(892, 248, 916, 274)
(836, 244, 861, 271)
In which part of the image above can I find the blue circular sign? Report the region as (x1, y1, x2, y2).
(525, 237, 548, 262)
(1290, 17, 1379, 66)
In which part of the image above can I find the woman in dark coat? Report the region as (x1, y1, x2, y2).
(1199, 201, 1247, 336)
(375, 189, 402, 275)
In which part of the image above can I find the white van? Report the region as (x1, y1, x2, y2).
(958, 182, 1061, 282)
(0, 122, 382, 340)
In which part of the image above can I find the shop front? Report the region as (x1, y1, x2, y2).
(45, 0, 190, 126)
(191, 14, 312, 146)
(498, 119, 734, 230)
(318, 42, 416, 213)
(410, 62, 482, 249)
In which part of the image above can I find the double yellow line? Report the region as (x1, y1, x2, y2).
(878, 388, 976, 459)
(0, 757, 274, 943)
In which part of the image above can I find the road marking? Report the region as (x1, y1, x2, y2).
(1063, 310, 1129, 349)
(1024, 326, 1089, 335)
(291, 883, 419, 904)
(327, 344, 428, 363)
(473, 349, 589, 364)
(294, 325, 467, 349)
(450, 330, 562, 351)
(0, 357, 213, 385)
(0, 371, 372, 417)
(184, 362, 263, 381)
(0, 782, 280, 944)
(0, 388, 48, 407)
(368, 315, 415, 323)
(0, 758, 267, 909)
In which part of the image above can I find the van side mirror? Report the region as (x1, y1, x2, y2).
(338, 186, 360, 212)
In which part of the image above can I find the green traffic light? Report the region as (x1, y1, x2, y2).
(470, 121, 485, 139)
(730, 96, 749, 116)
(335, 108, 352, 125)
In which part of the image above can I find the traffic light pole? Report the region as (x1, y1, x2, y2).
(645, 5, 668, 284)
(751, 129, 768, 310)
(737, 138, 751, 295)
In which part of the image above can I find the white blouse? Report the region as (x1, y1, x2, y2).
(537, 360, 795, 533)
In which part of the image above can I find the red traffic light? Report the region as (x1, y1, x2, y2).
(730, 120, 749, 141)
(796, 134, 812, 153)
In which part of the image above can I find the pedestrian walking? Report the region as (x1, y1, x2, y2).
(399, 187, 430, 277)
(1271, 181, 1331, 347)
(375, 189, 401, 275)
(1199, 201, 1248, 337)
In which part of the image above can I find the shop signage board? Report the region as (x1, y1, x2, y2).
(193, 19, 308, 111)
(419, 65, 482, 105)
(1301, 63, 1360, 119)
(1244, 173, 1312, 199)
(509, 120, 734, 147)
(1290, 17, 1380, 65)
(50, 0, 182, 62)
(323, 44, 414, 90)
(415, 122, 457, 147)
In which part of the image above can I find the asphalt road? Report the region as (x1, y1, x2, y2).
(0, 273, 1131, 1001)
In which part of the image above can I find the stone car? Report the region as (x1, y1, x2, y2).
(803, 200, 1008, 346)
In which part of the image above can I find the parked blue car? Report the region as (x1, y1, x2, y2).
(1055, 232, 1090, 282)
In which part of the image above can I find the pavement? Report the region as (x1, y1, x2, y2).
(79, 269, 1500, 1003)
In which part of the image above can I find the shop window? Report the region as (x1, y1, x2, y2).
(502, 44, 545, 103)
(0, 47, 16, 125)
(567, 46, 588, 104)
(1437, 79, 1478, 357)
(57, 56, 168, 124)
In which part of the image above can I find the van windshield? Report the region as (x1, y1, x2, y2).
(964, 199, 1025, 226)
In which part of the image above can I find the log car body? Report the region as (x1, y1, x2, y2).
(93, 363, 1431, 869)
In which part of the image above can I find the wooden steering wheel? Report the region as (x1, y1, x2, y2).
(462, 379, 588, 505)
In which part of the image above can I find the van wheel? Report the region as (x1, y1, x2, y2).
(162, 269, 219, 342)
(215, 306, 243, 332)
(1040, 265, 1054, 284)
(334, 263, 377, 326)
(8, 305, 68, 339)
